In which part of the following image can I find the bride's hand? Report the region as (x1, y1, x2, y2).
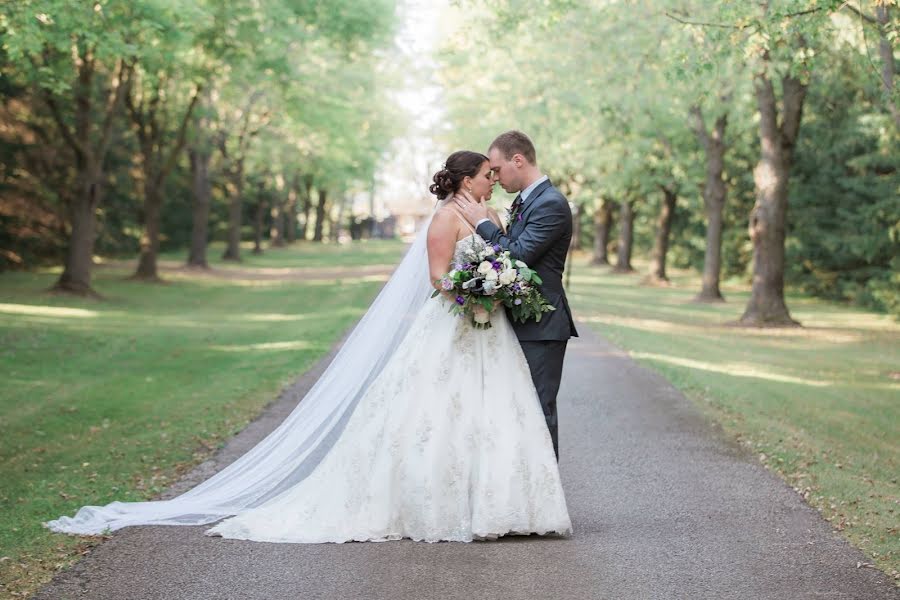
(453, 190, 489, 225)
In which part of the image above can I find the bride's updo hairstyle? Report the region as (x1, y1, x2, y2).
(429, 150, 489, 200)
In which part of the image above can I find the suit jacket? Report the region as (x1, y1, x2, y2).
(476, 178, 579, 342)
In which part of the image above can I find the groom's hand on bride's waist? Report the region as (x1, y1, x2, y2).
(452, 191, 489, 226)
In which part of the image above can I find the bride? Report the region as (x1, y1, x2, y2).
(43, 150, 572, 544)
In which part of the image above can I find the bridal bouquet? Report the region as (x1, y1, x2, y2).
(432, 237, 555, 329)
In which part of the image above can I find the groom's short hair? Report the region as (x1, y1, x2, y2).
(489, 130, 537, 166)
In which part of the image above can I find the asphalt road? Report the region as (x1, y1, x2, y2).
(33, 324, 898, 600)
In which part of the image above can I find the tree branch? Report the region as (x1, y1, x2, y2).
(754, 67, 780, 151)
(690, 105, 711, 152)
(842, 2, 877, 24)
(664, 11, 744, 29)
(26, 51, 88, 162)
(712, 112, 728, 147)
(42, 92, 87, 163)
(97, 60, 132, 162)
(124, 76, 149, 146)
(159, 85, 203, 183)
(875, 3, 900, 129)
(780, 73, 807, 148)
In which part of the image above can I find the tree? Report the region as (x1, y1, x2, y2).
(691, 104, 729, 301)
(1, 3, 144, 294)
(671, 1, 849, 325)
(126, 70, 202, 280)
(591, 199, 614, 266)
(844, 2, 899, 129)
(219, 92, 268, 261)
(187, 98, 214, 268)
(648, 187, 678, 282)
(615, 199, 637, 273)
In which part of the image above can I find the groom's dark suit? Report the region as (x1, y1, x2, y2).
(476, 178, 578, 459)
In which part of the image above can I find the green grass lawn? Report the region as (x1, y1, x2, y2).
(568, 254, 899, 581)
(0, 240, 405, 598)
(155, 239, 407, 269)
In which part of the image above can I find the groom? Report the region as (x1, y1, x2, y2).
(454, 130, 578, 460)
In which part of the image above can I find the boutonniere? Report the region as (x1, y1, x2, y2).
(505, 202, 523, 229)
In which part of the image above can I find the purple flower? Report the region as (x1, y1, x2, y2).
(493, 244, 501, 253)
(456, 296, 465, 305)
(514, 298, 522, 305)
(441, 278, 453, 291)
(513, 283, 521, 292)
(491, 260, 502, 271)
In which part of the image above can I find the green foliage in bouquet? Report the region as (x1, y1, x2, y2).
(431, 238, 555, 328)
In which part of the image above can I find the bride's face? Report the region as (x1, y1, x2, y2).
(464, 160, 494, 202)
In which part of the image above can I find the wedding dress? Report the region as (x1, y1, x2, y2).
(204, 228, 572, 543)
(43, 204, 571, 543)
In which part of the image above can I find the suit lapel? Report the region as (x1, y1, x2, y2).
(520, 178, 553, 214)
(510, 179, 554, 237)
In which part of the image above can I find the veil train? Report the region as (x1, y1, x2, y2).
(44, 208, 438, 535)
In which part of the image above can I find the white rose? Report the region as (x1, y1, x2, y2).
(485, 269, 499, 282)
(499, 269, 516, 285)
(477, 261, 493, 275)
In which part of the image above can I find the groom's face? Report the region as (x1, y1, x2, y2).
(488, 147, 519, 193)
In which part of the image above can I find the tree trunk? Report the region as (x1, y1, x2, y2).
(53, 168, 101, 296)
(570, 202, 582, 251)
(133, 181, 162, 280)
(219, 93, 262, 259)
(222, 163, 244, 261)
(367, 183, 377, 237)
(614, 200, 635, 273)
(740, 68, 805, 326)
(284, 174, 299, 244)
(48, 58, 130, 296)
(875, 4, 900, 130)
(187, 146, 211, 268)
(331, 196, 347, 243)
(270, 202, 285, 247)
(591, 200, 613, 266)
(253, 195, 266, 255)
(648, 188, 677, 283)
(300, 175, 313, 241)
(691, 105, 728, 302)
(313, 188, 327, 242)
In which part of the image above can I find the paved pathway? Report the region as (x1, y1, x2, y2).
(33, 325, 898, 599)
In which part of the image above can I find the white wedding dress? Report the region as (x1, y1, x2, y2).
(203, 231, 572, 543)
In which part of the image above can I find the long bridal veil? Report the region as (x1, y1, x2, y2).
(44, 208, 439, 535)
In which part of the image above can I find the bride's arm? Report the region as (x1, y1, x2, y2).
(426, 210, 459, 299)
